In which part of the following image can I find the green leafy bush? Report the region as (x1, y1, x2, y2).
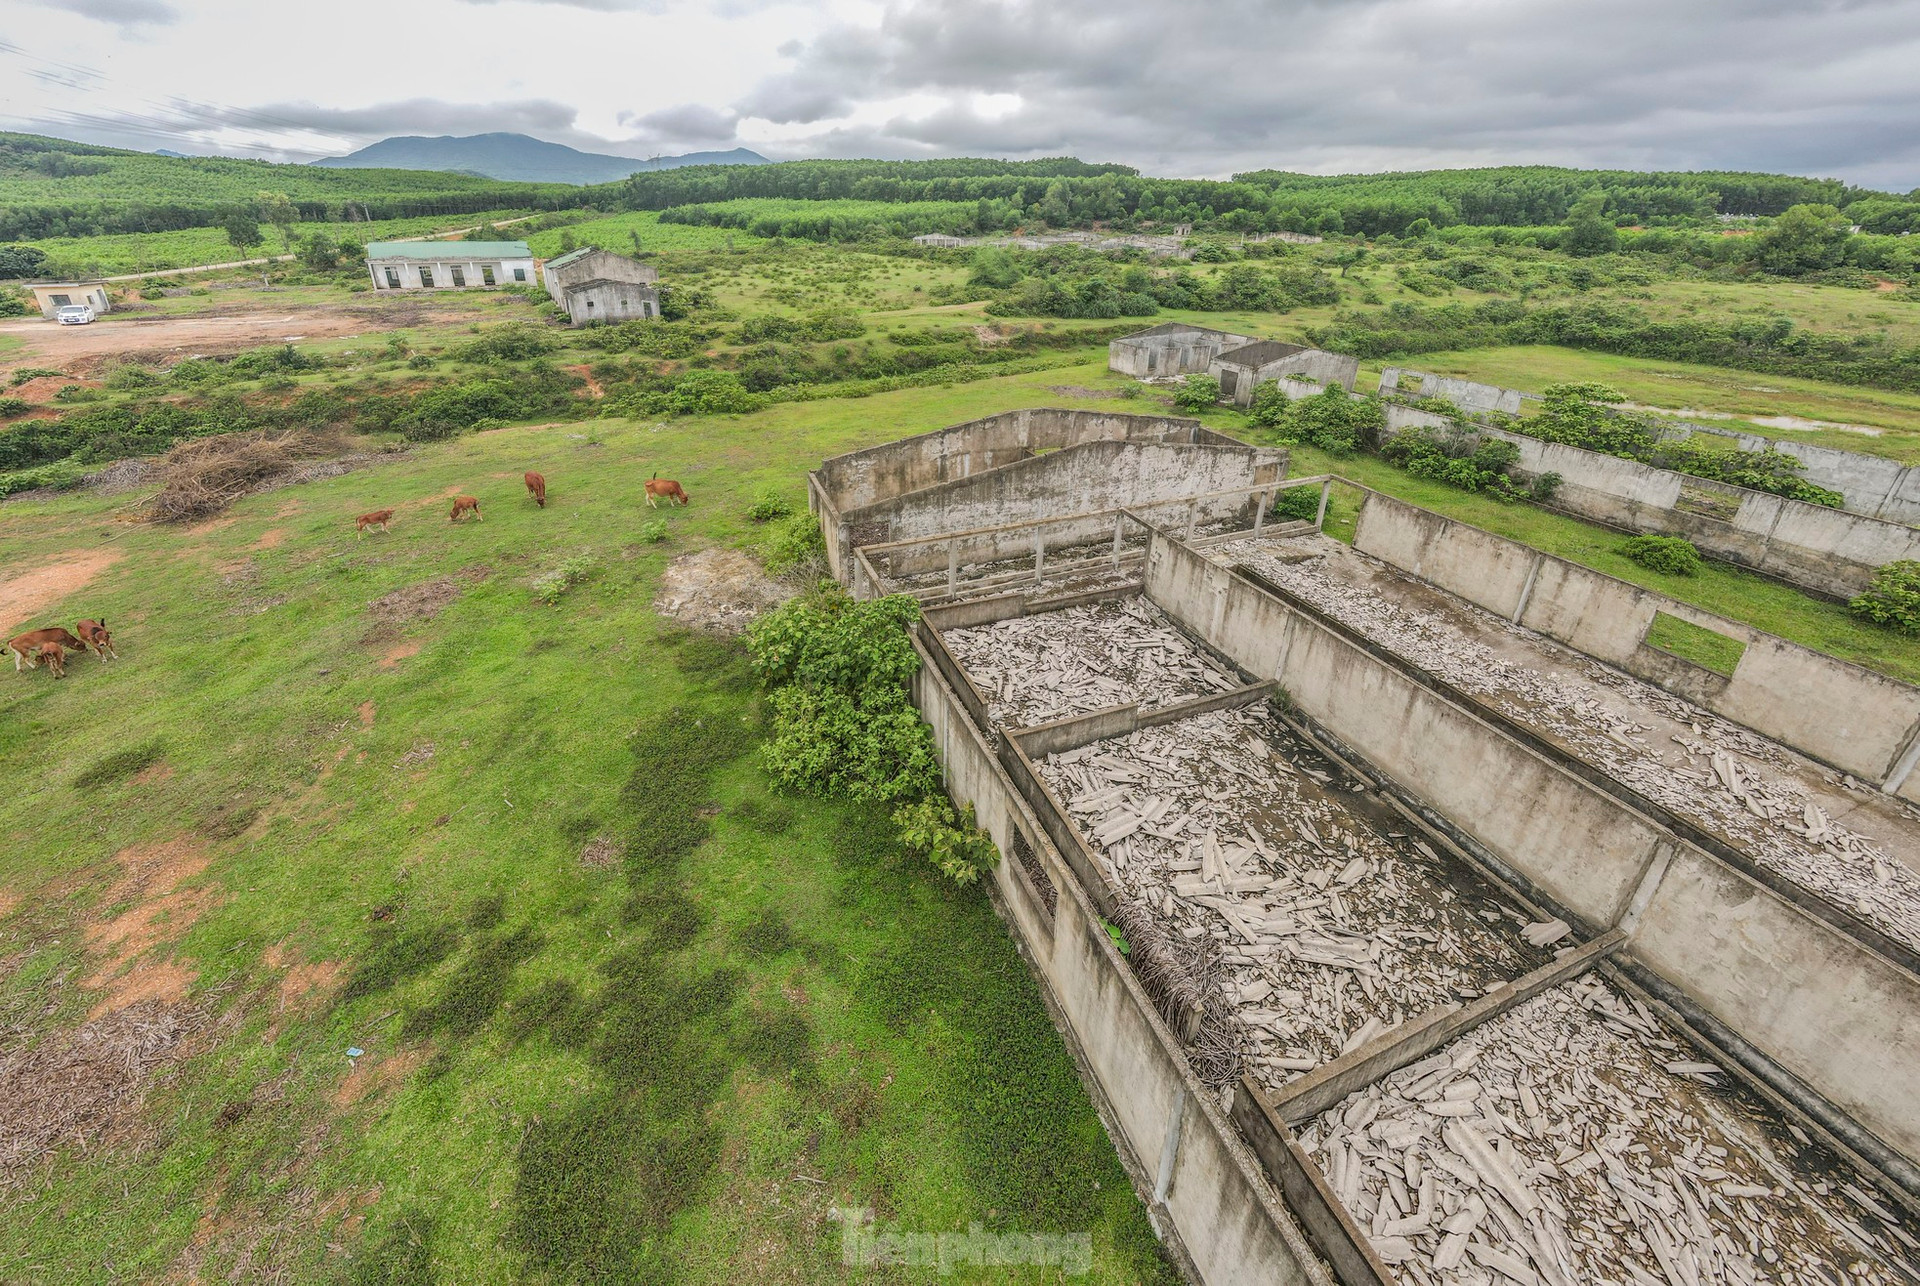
(637, 518, 669, 544)
(892, 798, 1000, 885)
(1271, 485, 1322, 523)
(747, 488, 793, 522)
(1849, 560, 1920, 634)
(1172, 374, 1220, 411)
(1381, 426, 1526, 498)
(0, 396, 28, 418)
(1282, 386, 1384, 456)
(1621, 535, 1704, 576)
(762, 512, 825, 576)
(532, 554, 598, 604)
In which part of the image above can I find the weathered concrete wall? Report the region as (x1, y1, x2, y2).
(1378, 368, 1526, 416)
(1661, 423, 1920, 526)
(1211, 350, 1361, 406)
(1350, 492, 1920, 799)
(1441, 419, 1920, 597)
(846, 439, 1286, 544)
(1109, 325, 1256, 378)
(911, 636, 1336, 1286)
(815, 408, 1217, 514)
(1141, 532, 1920, 1169)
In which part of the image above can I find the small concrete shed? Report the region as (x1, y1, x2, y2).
(1108, 322, 1255, 378)
(1208, 340, 1360, 406)
(559, 277, 660, 327)
(26, 282, 111, 319)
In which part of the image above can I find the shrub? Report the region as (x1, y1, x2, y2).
(1849, 560, 1920, 635)
(532, 554, 598, 604)
(892, 798, 1000, 886)
(1621, 535, 1703, 576)
(637, 518, 669, 544)
(747, 488, 793, 523)
(1285, 386, 1383, 456)
(1381, 426, 1526, 498)
(1245, 382, 1294, 428)
(762, 512, 825, 576)
(11, 368, 63, 386)
(1271, 485, 1322, 523)
(1172, 374, 1221, 411)
(0, 396, 28, 418)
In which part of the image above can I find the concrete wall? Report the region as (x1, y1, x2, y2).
(561, 279, 659, 326)
(815, 409, 1221, 514)
(1668, 425, 1920, 526)
(1381, 411, 1920, 597)
(28, 283, 111, 318)
(911, 636, 1336, 1286)
(1349, 492, 1920, 799)
(1140, 532, 1920, 1172)
(1212, 350, 1360, 405)
(366, 256, 533, 289)
(542, 247, 658, 300)
(1108, 326, 1255, 378)
(1378, 368, 1526, 416)
(842, 438, 1287, 545)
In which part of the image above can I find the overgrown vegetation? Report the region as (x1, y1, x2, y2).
(1621, 535, 1706, 576)
(1849, 560, 1920, 635)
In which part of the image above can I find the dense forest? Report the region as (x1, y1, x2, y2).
(0, 132, 585, 241)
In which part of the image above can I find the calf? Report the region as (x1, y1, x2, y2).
(644, 474, 689, 508)
(75, 618, 117, 661)
(449, 496, 482, 523)
(525, 471, 547, 508)
(37, 641, 67, 679)
(9, 627, 83, 672)
(356, 508, 394, 537)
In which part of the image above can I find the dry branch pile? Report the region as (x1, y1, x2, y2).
(139, 430, 364, 523)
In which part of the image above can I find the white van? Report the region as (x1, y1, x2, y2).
(55, 303, 95, 325)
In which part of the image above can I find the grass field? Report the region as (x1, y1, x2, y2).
(0, 379, 1192, 1281)
(523, 211, 763, 258)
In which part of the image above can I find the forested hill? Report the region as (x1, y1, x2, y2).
(0, 132, 581, 241)
(315, 134, 770, 185)
(601, 160, 1920, 238)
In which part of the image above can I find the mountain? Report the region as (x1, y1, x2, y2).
(313, 134, 769, 185)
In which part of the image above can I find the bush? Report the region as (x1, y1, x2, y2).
(1285, 386, 1383, 456)
(1172, 374, 1221, 411)
(1381, 426, 1526, 498)
(1621, 535, 1704, 576)
(637, 518, 669, 544)
(532, 554, 598, 604)
(747, 488, 793, 522)
(1849, 560, 1920, 635)
(892, 798, 1000, 886)
(0, 396, 28, 418)
(762, 512, 825, 576)
(1271, 485, 1322, 523)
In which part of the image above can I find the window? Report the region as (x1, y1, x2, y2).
(419, 268, 435, 288)
(512, 268, 526, 282)
(450, 266, 466, 287)
(481, 265, 495, 286)
(384, 268, 400, 289)
(50, 293, 71, 307)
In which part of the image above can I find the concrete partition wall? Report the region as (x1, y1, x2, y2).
(1140, 531, 1920, 1172)
(844, 439, 1286, 544)
(910, 637, 1334, 1286)
(1674, 423, 1920, 526)
(1351, 492, 1920, 799)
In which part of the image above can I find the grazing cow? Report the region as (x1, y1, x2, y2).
(37, 642, 67, 679)
(644, 474, 689, 508)
(356, 508, 394, 537)
(450, 496, 482, 523)
(9, 627, 84, 672)
(525, 471, 547, 508)
(75, 618, 117, 661)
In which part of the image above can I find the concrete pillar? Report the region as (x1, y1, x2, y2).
(1034, 529, 1045, 583)
(947, 540, 958, 597)
(1252, 487, 1272, 537)
(1112, 513, 1125, 567)
(1314, 480, 1332, 530)
(1185, 500, 1199, 542)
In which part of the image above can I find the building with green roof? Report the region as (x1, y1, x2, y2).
(364, 240, 535, 291)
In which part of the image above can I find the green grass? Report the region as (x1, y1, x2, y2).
(1644, 611, 1749, 675)
(523, 210, 761, 258)
(0, 382, 1184, 1282)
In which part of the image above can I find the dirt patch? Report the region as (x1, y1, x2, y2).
(7, 375, 80, 404)
(82, 837, 217, 1019)
(654, 547, 796, 635)
(1874, 279, 1902, 292)
(1044, 384, 1108, 398)
(357, 700, 377, 728)
(330, 1047, 429, 1111)
(973, 324, 1010, 346)
(0, 549, 123, 636)
(252, 527, 289, 550)
(580, 837, 624, 870)
(365, 578, 459, 635)
(262, 943, 343, 1016)
(130, 761, 174, 787)
(377, 639, 424, 670)
(567, 363, 605, 397)
(0, 890, 18, 919)
(0, 1000, 202, 1189)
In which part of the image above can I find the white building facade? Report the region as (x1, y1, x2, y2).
(364, 240, 537, 291)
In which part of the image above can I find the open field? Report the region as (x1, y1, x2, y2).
(0, 386, 1194, 1282)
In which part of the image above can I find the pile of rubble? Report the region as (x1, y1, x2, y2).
(1036, 705, 1548, 1089)
(1217, 536, 1920, 953)
(945, 598, 1240, 727)
(1300, 975, 1920, 1285)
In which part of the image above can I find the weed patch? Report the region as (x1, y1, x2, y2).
(72, 739, 164, 790)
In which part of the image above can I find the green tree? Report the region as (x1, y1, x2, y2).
(1752, 204, 1851, 276)
(295, 232, 339, 271)
(256, 190, 298, 252)
(223, 211, 265, 258)
(1561, 191, 1618, 256)
(558, 229, 578, 254)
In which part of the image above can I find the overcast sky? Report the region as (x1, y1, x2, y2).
(6, 0, 1919, 190)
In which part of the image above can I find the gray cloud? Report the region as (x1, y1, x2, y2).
(32, 0, 178, 27)
(620, 102, 740, 145)
(739, 0, 1920, 189)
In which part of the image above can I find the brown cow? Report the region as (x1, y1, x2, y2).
(525, 471, 547, 508)
(37, 641, 67, 679)
(356, 508, 394, 537)
(644, 474, 689, 508)
(450, 496, 482, 523)
(9, 627, 83, 672)
(75, 618, 117, 661)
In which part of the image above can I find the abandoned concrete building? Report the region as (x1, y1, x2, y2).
(1209, 340, 1361, 407)
(540, 245, 661, 326)
(808, 410, 1920, 1285)
(24, 281, 112, 319)
(363, 240, 534, 290)
(1108, 322, 1258, 378)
